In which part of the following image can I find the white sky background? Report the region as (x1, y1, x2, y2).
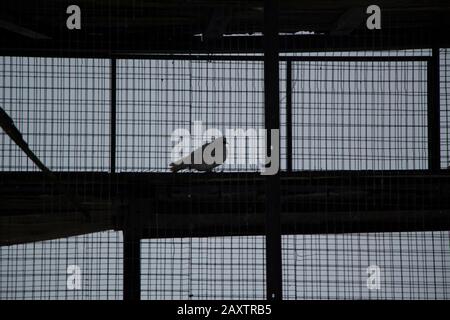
(1, 49, 450, 299)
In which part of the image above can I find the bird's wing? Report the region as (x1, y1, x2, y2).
(169, 136, 227, 172)
(202, 136, 227, 165)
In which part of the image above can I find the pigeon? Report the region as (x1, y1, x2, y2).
(170, 136, 227, 172)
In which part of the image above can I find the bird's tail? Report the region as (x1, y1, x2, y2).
(169, 162, 189, 173)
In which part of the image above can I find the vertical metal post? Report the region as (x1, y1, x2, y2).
(113, 56, 140, 300)
(110, 58, 117, 173)
(428, 48, 440, 172)
(264, 0, 282, 300)
(123, 229, 141, 300)
(286, 60, 293, 172)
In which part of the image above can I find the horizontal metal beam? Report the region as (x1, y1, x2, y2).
(1, 171, 450, 245)
(0, 28, 447, 58)
(0, 53, 431, 62)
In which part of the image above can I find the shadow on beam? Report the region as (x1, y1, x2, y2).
(1, 171, 450, 245)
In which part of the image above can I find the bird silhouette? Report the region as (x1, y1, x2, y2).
(170, 136, 227, 172)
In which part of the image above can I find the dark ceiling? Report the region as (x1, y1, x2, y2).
(0, 0, 449, 55)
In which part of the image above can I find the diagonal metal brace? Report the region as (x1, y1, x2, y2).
(0, 106, 91, 221)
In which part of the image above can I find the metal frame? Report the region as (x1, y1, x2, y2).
(0, 48, 441, 301)
(428, 48, 441, 171)
(1, 28, 448, 58)
(110, 58, 117, 174)
(286, 60, 293, 173)
(264, 0, 282, 301)
(74, 52, 442, 300)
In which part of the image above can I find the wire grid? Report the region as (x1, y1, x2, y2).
(0, 56, 118, 299)
(282, 232, 450, 300)
(0, 231, 122, 300)
(279, 50, 432, 172)
(290, 59, 428, 171)
(441, 49, 450, 168)
(116, 58, 267, 299)
(281, 51, 450, 299)
(141, 237, 265, 300)
(1, 50, 450, 299)
(0, 56, 110, 172)
(116, 59, 265, 172)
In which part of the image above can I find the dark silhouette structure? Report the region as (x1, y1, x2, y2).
(1, 0, 450, 300)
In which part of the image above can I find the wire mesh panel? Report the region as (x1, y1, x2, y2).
(282, 232, 450, 300)
(290, 59, 428, 171)
(141, 236, 265, 300)
(0, 57, 119, 299)
(0, 231, 122, 300)
(0, 56, 110, 172)
(114, 56, 267, 299)
(1, 51, 450, 301)
(281, 54, 450, 299)
(116, 58, 265, 172)
(441, 49, 450, 169)
(1, 0, 450, 303)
